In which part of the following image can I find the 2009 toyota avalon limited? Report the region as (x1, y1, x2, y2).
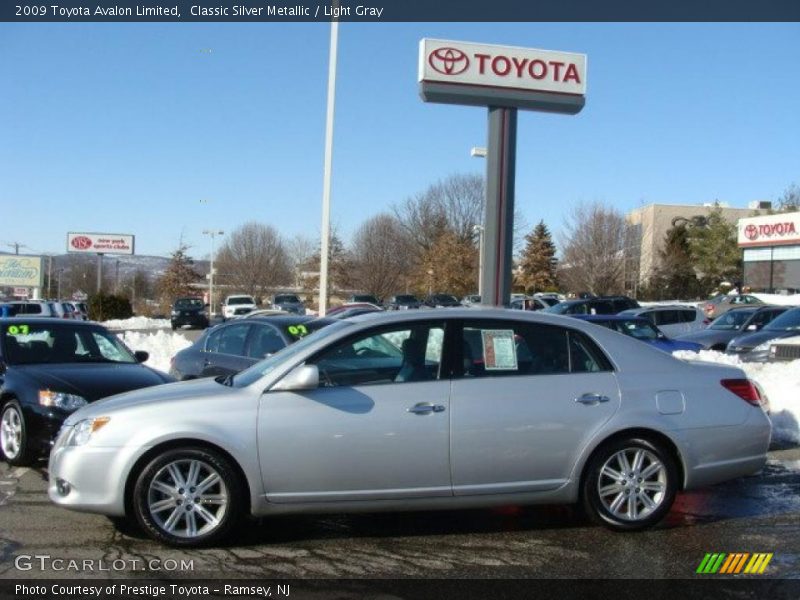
(49, 309, 771, 547)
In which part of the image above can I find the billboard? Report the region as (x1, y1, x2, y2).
(419, 39, 587, 114)
(0, 255, 44, 288)
(67, 232, 135, 255)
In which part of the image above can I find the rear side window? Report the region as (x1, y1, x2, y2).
(247, 325, 286, 358)
(654, 310, 680, 326)
(460, 320, 613, 378)
(206, 323, 250, 356)
(24, 304, 42, 315)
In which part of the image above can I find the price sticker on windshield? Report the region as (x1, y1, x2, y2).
(287, 324, 309, 339)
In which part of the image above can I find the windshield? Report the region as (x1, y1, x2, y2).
(2, 323, 137, 365)
(233, 320, 353, 387)
(274, 295, 300, 304)
(228, 296, 255, 305)
(710, 310, 753, 330)
(174, 298, 204, 309)
(612, 319, 661, 341)
(395, 295, 418, 303)
(544, 302, 574, 315)
(765, 308, 800, 332)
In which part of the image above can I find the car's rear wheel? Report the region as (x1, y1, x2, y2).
(0, 402, 32, 466)
(132, 447, 243, 547)
(582, 437, 677, 531)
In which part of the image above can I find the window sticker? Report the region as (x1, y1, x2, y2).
(287, 324, 309, 339)
(481, 329, 518, 371)
(6, 324, 31, 336)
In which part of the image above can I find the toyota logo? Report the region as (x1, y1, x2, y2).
(71, 236, 93, 250)
(744, 224, 758, 241)
(428, 47, 470, 76)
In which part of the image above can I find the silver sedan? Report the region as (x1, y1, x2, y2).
(49, 309, 771, 547)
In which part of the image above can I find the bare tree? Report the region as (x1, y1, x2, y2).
(559, 202, 629, 296)
(349, 214, 415, 300)
(215, 222, 292, 298)
(394, 173, 484, 251)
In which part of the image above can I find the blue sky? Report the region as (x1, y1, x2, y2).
(1, 22, 798, 259)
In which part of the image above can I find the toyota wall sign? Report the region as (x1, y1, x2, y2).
(67, 232, 135, 255)
(419, 39, 587, 114)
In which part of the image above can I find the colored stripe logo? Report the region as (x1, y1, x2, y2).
(696, 553, 773, 574)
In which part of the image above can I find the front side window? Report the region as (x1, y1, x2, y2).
(247, 325, 286, 358)
(310, 322, 444, 387)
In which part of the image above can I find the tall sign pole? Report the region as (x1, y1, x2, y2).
(419, 39, 586, 307)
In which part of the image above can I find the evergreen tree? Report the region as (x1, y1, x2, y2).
(157, 244, 201, 305)
(516, 220, 558, 294)
(686, 207, 741, 291)
(647, 224, 701, 299)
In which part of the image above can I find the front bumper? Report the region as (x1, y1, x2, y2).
(48, 429, 138, 516)
(171, 313, 209, 328)
(22, 403, 71, 457)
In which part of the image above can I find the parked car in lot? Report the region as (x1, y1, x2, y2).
(573, 315, 703, 353)
(533, 293, 562, 307)
(170, 297, 209, 330)
(221, 295, 257, 320)
(704, 294, 764, 320)
(270, 294, 305, 315)
(544, 296, 640, 316)
(348, 294, 381, 305)
(423, 294, 462, 308)
(386, 295, 422, 310)
(510, 296, 550, 311)
(618, 305, 707, 338)
(73, 302, 89, 321)
(0, 319, 173, 465)
(725, 307, 800, 361)
(4, 301, 60, 318)
(676, 306, 788, 351)
(461, 294, 481, 307)
(50, 309, 770, 547)
(169, 315, 334, 380)
(767, 335, 800, 362)
(325, 303, 383, 319)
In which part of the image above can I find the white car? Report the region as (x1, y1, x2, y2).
(620, 305, 708, 338)
(221, 295, 257, 320)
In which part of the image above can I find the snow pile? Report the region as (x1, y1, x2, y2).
(752, 293, 800, 307)
(102, 316, 171, 330)
(674, 350, 800, 444)
(639, 300, 702, 308)
(119, 330, 191, 373)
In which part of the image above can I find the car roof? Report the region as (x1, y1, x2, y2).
(244, 315, 314, 325)
(0, 317, 101, 326)
(573, 314, 650, 323)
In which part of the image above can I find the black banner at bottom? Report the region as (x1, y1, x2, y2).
(1, 579, 799, 600)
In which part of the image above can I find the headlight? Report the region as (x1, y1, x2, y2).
(171, 310, 179, 316)
(753, 339, 780, 353)
(66, 417, 110, 446)
(39, 390, 87, 411)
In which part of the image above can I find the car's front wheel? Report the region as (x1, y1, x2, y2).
(0, 401, 32, 466)
(132, 447, 243, 546)
(582, 437, 678, 531)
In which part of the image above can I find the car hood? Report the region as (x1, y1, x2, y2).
(64, 377, 224, 425)
(675, 329, 734, 345)
(13, 363, 170, 402)
(728, 329, 797, 350)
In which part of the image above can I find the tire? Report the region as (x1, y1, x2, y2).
(132, 447, 243, 547)
(0, 401, 32, 466)
(581, 437, 678, 531)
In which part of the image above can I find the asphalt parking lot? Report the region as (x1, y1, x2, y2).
(0, 445, 797, 580)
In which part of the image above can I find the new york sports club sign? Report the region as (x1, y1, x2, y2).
(419, 39, 587, 114)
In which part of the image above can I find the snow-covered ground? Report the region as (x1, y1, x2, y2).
(119, 330, 191, 374)
(103, 316, 170, 330)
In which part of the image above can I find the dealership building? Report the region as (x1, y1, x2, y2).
(738, 212, 800, 293)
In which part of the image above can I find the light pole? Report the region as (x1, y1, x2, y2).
(471, 146, 487, 299)
(203, 230, 224, 318)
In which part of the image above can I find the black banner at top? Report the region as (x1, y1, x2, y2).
(3, 0, 800, 22)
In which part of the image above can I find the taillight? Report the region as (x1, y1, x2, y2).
(721, 379, 762, 406)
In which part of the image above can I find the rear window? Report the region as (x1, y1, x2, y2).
(227, 296, 255, 306)
(175, 298, 204, 309)
(274, 295, 300, 304)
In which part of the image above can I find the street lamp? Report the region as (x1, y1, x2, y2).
(471, 146, 488, 298)
(202, 230, 224, 318)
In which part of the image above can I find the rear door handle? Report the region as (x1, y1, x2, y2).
(407, 402, 445, 415)
(575, 393, 610, 405)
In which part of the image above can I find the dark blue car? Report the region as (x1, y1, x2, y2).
(573, 314, 703, 353)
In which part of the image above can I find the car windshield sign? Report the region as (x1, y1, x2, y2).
(233, 320, 353, 387)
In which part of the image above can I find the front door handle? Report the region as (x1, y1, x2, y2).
(407, 402, 445, 415)
(575, 393, 610, 405)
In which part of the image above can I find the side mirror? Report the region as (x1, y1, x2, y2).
(271, 364, 319, 392)
(746, 324, 758, 331)
(134, 351, 149, 363)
